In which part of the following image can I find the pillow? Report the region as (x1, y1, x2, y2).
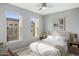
(43, 36, 67, 47)
(47, 36, 66, 44)
(55, 36, 66, 42)
(53, 31, 70, 42)
(47, 35, 66, 42)
(47, 35, 53, 39)
(47, 35, 52, 38)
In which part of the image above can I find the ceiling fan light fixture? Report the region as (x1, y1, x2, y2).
(42, 6, 46, 9)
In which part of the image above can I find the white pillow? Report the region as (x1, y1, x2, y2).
(43, 36, 67, 47)
(55, 36, 66, 42)
(47, 35, 55, 40)
(47, 35, 52, 38)
(47, 35, 66, 42)
(44, 36, 66, 45)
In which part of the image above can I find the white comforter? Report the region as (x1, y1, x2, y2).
(29, 41, 61, 56)
(29, 36, 68, 56)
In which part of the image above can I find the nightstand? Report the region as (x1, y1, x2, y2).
(68, 42, 79, 55)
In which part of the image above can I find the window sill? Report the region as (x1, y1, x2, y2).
(7, 39, 22, 44)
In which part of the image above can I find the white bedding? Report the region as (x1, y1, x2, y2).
(29, 41, 61, 56)
(29, 35, 68, 56)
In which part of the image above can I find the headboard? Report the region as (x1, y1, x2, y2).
(52, 31, 71, 42)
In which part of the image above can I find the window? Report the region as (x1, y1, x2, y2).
(6, 11, 22, 42)
(31, 17, 39, 37)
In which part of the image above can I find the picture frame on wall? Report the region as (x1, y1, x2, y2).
(53, 17, 65, 31)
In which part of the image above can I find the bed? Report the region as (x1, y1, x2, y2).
(28, 31, 71, 56)
(14, 31, 71, 56)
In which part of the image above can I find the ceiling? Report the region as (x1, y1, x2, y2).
(10, 3, 79, 15)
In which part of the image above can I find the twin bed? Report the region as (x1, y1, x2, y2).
(14, 31, 71, 56)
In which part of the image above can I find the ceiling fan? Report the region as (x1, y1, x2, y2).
(38, 3, 52, 10)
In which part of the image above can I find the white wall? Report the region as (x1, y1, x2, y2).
(0, 4, 43, 50)
(0, 6, 7, 44)
(43, 7, 79, 41)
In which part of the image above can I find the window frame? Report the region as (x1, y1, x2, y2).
(5, 11, 23, 43)
(31, 16, 40, 38)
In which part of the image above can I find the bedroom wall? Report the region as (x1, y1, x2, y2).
(0, 3, 43, 50)
(43, 7, 79, 41)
